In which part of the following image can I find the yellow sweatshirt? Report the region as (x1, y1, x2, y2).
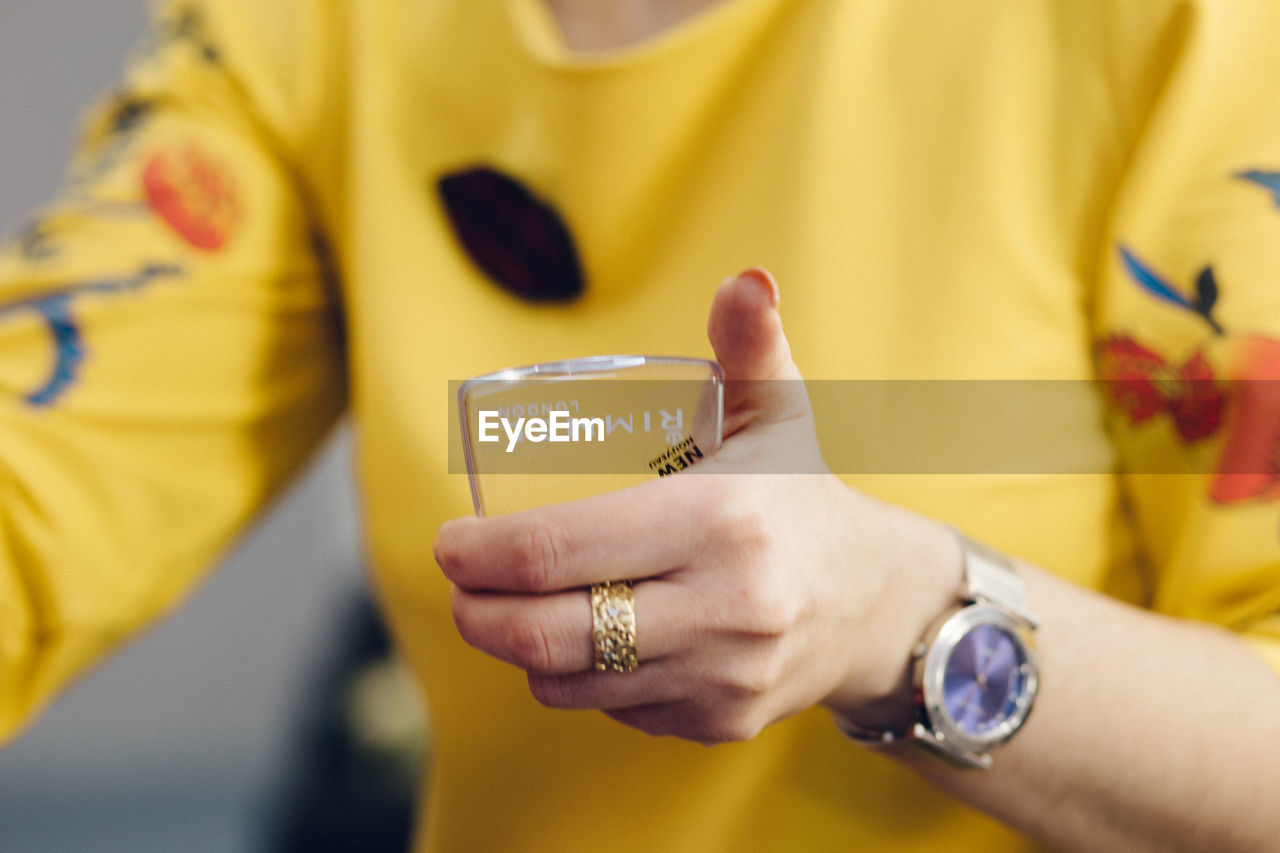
(1, 1, 1278, 849)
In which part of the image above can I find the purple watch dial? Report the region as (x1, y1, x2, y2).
(942, 623, 1023, 736)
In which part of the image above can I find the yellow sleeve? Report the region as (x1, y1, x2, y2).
(1095, 1, 1280, 676)
(0, 1, 345, 741)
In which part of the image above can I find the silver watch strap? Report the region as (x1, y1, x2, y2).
(960, 531, 1039, 628)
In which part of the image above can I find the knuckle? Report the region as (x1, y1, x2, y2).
(713, 680, 763, 705)
(708, 665, 762, 702)
(505, 614, 558, 673)
(710, 646, 786, 704)
(757, 649, 788, 693)
(527, 674, 573, 709)
(738, 582, 798, 636)
(699, 713, 763, 745)
(722, 657, 781, 699)
(433, 527, 462, 578)
(708, 499, 772, 559)
(703, 503, 799, 636)
(610, 701, 767, 746)
(449, 588, 479, 644)
(606, 708, 664, 737)
(511, 522, 569, 591)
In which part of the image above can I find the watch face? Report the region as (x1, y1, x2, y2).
(919, 604, 1038, 755)
(942, 623, 1027, 738)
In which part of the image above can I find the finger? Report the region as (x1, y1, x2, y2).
(450, 578, 694, 675)
(435, 475, 707, 592)
(528, 669, 688, 713)
(604, 703, 689, 737)
(706, 269, 810, 434)
(604, 701, 766, 745)
(707, 268, 802, 384)
(526, 625, 788, 718)
(533, 672, 770, 746)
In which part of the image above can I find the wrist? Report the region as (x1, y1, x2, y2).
(822, 503, 963, 729)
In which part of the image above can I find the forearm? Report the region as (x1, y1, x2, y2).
(867, 553, 1280, 851)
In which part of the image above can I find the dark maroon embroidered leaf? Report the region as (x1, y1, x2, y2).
(436, 167, 584, 302)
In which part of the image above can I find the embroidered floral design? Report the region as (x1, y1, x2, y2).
(139, 4, 222, 65)
(1235, 169, 1280, 208)
(1209, 338, 1280, 504)
(142, 145, 241, 251)
(1097, 335, 1224, 443)
(1118, 247, 1223, 335)
(0, 264, 183, 406)
(1110, 246, 1280, 504)
(65, 94, 159, 197)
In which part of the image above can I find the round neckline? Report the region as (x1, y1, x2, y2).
(507, 0, 776, 73)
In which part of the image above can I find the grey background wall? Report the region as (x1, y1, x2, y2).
(0, 3, 367, 849)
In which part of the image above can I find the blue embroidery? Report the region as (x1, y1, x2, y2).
(1119, 246, 1191, 310)
(1235, 169, 1280, 206)
(0, 264, 182, 406)
(1117, 246, 1223, 335)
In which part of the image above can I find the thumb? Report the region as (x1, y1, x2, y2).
(708, 268, 802, 383)
(707, 269, 815, 445)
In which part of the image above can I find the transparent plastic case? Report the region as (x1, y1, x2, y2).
(458, 355, 724, 516)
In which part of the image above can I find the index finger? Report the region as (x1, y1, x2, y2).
(434, 474, 709, 592)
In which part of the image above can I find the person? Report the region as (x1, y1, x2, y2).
(1, 0, 1278, 850)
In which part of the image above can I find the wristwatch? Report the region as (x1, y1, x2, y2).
(836, 530, 1040, 770)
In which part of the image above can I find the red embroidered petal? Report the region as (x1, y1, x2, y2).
(1167, 386, 1225, 442)
(1097, 336, 1167, 423)
(142, 145, 240, 251)
(1165, 350, 1225, 443)
(1210, 337, 1280, 503)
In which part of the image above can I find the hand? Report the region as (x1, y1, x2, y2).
(434, 269, 961, 744)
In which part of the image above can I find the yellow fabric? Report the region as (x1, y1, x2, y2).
(0, 1, 1277, 850)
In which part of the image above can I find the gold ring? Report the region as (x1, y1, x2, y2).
(591, 581, 638, 673)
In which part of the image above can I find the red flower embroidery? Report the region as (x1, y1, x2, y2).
(1097, 336, 1225, 443)
(142, 145, 240, 251)
(1209, 337, 1280, 504)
